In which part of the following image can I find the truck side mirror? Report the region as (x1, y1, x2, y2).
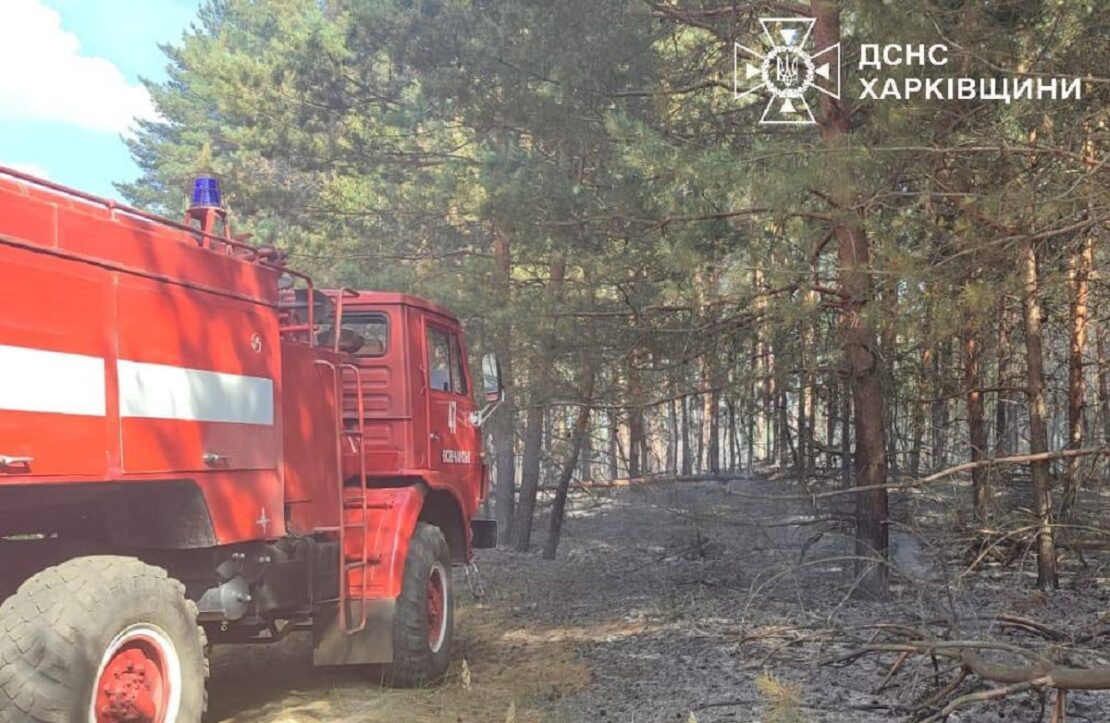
(470, 354, 505, 427)
(481, 353, 503, 404)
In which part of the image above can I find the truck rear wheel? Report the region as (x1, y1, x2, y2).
(0, 556, 207, 723)
(389, 522, 454, 686)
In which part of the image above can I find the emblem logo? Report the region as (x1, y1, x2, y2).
(734, 18, 840, 125)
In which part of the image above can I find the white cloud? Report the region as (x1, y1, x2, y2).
(4, 162, 50, 179)
(0, 0, 156, 134)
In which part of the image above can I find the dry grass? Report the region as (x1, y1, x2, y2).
(213, 600, 589, 723)
(755, 670, 811, 723)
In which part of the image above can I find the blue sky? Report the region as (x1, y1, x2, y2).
(0, 0, 202, 197)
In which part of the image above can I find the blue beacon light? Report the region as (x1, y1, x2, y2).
(190, 176, 222, 209)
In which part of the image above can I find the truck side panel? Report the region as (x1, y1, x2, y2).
(282, 342, 342, 535)
(116, 278, 280, 474)
(0, 243, 113, 478)
(0, 176, 287, 544)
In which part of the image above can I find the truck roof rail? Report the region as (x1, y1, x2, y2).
(0, 165, 268, 265)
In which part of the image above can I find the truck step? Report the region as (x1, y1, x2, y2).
(345, 557, 382, 570)
(343, 496, 394, 510)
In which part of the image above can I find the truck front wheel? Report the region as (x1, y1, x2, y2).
(390, 522, 454, 686)
(0, 556, 208, 723)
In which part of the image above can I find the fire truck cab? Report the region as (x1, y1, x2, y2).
(0, 168, 500, 723)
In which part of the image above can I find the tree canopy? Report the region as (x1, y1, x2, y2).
(124, 0, 1109, 595)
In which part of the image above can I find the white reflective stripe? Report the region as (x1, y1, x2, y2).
(0, 344, 106, 416)
(117, 360, 273, 425)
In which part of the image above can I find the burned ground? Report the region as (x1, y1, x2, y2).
(210, 476, 1110, 722)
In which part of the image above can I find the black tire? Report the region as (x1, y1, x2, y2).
(0, 556, 208, 722)
(389, 522, 454, 686)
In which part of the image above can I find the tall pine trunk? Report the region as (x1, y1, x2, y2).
(827, 376, 838, 470)
(909, 347, 928, 477)
(512, 405, 545, 551)
(840, 380, 852, 488)
(930, 341, 949, 470)
(490, 228, 517, 546)
(995, 295, 1014, 456)
(628, 406, 644, 478)
(880, 289, 899, 473)
(746, 387, 756, 470)
(728, 398, 738, 472)
(543, 356, 596, 560)
(667, 396, 678, 474)
(800, 282, 817, 479)
(579, 415, 594, 483)
(707, 390, 720, 475)
(910, 301, 933, 477)
(511, 256, 565, 551)
(1020, 239, 1058, 590)
(542, 404, 592, 559)
(1097, 310, 1110, 448)
(607, 410, 620, 480)
(816, 0, 889, 600)
(962, 312, 989, 522)
(1064, 233, 1093, 514)
(680, 395, 693, 475)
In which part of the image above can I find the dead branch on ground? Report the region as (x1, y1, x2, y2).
(822, 622, 1110, 722)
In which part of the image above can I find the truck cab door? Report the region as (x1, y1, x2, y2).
(425, 323, 478, 499)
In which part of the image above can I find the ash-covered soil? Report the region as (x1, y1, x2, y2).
(209, 477, 1110, 722)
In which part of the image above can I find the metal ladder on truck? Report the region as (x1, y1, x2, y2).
(314, 359, 372, 635)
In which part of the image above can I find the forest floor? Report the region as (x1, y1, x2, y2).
(208, 474, 1110, 722)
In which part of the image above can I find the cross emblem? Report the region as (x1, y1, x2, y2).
(734, 18, 841, 125)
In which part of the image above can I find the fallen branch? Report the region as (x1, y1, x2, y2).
(828, 622, 1110, 722)
(995, 614, 1069, 642)
(875, 649, 912, 693)
(962, 651, 1110, 690)
(920, 676, 1047, 723)
(823, 448, 1110, 501)
(540, 472, 725, 491)
(725, 448, 1110, 503)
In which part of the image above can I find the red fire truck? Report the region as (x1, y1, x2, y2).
(0, 168, 501, 722)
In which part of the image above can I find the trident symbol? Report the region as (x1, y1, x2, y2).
(775, 54, 799, 86)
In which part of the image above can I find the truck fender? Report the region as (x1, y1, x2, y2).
(344, 482, 471, 601)
(315, 486, 439, 669)
(417, 486, 470, 564)
(344, 486, 426, 600)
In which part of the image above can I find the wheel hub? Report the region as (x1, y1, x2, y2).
(426, 566, 446, 651)
(95, 636, 169, 723)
